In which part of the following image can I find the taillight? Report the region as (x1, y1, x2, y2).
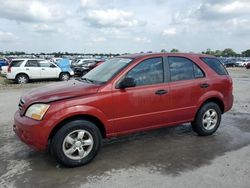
(7, 66, 11, 73)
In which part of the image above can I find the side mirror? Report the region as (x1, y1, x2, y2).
(118, 77, 136, 89)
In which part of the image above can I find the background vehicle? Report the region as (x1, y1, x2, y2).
(246, 63, 250, 69)
(13, 53, 233, 167)
(6, 59, 74, 84)
(0, 58, 8, 71)
(0, 66, 8, 75)
(222, 59, 238, 67)
(235, 59, 249, 67)
(73, 59, 104, 76)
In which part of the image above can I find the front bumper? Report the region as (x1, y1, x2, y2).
(13, 111, 49, 151)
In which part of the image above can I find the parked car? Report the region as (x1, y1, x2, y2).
(0, 66, 8, 75)
(6, 59, 74, 84)
(71, 58, 96, 67)
(222, 59, 238, 67)
(246, 63, 250, 69)
(235, 59, 249, 67)
(13, 53, 233, 167)
(0, 58, 8, 71)
(73, 59, 104, 76)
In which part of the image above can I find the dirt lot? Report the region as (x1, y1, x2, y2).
(0, 68, 250, 188)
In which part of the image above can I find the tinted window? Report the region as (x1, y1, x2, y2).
(40, 61, 55, 67)
(10, 60, 24, 67)
(168, 57, 204, 81)
(201, 57, 228, 75)
(127, 57, 163, 86)
(194, 64, 205, 78)
(25, 60, 40, 67)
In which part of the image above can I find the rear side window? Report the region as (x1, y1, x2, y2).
(10, 60, 24, 67)
(25, 60, 40, 67)
(201, 57, 228, 75)
(168, 57, 204, 81)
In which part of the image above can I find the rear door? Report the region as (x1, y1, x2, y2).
(24, 60, 41, 79)
(166, 56, 208, 123)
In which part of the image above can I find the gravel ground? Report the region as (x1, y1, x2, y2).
(0, 68, 250, 188)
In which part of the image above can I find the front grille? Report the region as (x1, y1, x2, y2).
(18, 98, 25, 111)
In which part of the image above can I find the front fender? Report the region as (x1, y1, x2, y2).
(45, 104, 111, 135)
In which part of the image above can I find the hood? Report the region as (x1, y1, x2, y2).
(22, 79, 100, 105)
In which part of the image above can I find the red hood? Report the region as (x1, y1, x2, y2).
(22, 80, 100, 105)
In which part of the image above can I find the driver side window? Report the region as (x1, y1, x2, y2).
(126, 57, 164, 86)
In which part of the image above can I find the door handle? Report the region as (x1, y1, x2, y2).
(155, 89, 168, 95)
(41, 68, 45, 70)
(26, 68, 29, 70)
(200, 83, 209, 88)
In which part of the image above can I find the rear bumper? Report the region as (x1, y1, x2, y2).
(13, 111, 49, 151)
(6, 73, 15, 80)
(225, 94, 234, 113)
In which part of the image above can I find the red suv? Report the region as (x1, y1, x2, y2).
(13, 53, 233, 167)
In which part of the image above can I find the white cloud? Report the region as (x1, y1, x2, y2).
(85, 9, 142, 28)
(0, 0, 67, 23)
(32, 24, 62, 33)
(162, 28, 177, 36)
(92, 37, 107, 43)
(134, 37, 151, 43)
(196, 0, 250, 20)
(80, 0, 98, 8)
(0, 31, 15, 43)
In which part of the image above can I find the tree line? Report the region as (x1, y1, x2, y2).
(1, 49, 250, 57)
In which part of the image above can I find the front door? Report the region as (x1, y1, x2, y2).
(111, 57, 170, 134)
(39, 61, 59, 78)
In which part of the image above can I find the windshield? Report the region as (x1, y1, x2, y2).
(82, 58, 132, 83)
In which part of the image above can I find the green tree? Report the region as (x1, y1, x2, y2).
(221, 48, 236, 57)
(170, 48, 179, 53)
(242, 49, 250, 57)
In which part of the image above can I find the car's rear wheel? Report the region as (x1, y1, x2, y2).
(191, 102, 221, 136)
(59, 72, 70, 81)
(50, 120, 102, 167)
(16, 74, 29, 84)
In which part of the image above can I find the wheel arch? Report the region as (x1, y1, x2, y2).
(48, 114, 107, 142)
(198, 97, 225, 115)
(15, 72, 29, 80)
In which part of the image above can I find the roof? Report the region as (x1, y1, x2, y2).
(120, 52, 215, 59)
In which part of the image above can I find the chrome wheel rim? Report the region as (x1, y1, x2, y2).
(62, 74, 69, 81)
(202, 109, 218, 130)
(62, 130, 94, 160)
(18, 76, 27, 84)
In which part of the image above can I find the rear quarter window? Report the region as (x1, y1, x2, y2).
(10, 60, 24, 67)
(201, 57, 228, 75)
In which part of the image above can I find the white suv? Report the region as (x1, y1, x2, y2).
(6, 59, 74, 84)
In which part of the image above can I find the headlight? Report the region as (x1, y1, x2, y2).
(25, 104, 50, 120)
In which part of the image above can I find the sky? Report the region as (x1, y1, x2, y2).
(0, 0, 249, 54)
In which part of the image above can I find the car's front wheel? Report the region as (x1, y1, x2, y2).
(50, 120, 102, 167)
(191, 102, 221, 136)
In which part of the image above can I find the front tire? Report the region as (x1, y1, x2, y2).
(16, 74, 29, 84)
(191, 102, 221, 136)
(50, 120, 102, 167)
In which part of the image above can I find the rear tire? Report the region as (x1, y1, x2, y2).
(50, 120, 102, 167)
(191, 102, 221, 136)
(16, 74, 29, 84)
(59, 72, 70, 81)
